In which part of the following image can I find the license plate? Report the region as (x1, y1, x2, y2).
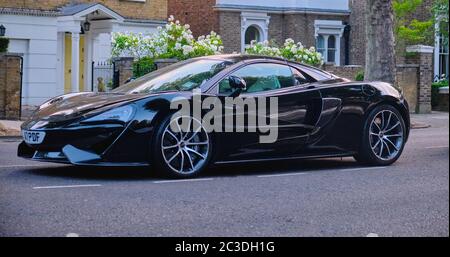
(22, 130, 46, 144)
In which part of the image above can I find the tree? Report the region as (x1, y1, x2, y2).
(393, 0, 433, 50)
(365, 0, 397, 84)
(433, 0, 449, 46)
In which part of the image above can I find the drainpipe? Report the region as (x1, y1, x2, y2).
(343, 23, 351, 65)
(19, 55, 23, 120)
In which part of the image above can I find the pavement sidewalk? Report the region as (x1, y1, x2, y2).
(0, 111, 448, 137)
(0, 120, 21, 137)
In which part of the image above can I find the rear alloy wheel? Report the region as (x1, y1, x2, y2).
(154, 115, 212, 178)
(355, 105, 406, 166)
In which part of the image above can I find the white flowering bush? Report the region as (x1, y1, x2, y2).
(245, 39, 323, 66)
(191, 32, 224, 58)
(245, 40, 281, 57)
(112, 15, 223, 61)
(111, 32, 142, 58)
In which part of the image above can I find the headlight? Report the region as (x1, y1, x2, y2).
(83, 105, 134, 123)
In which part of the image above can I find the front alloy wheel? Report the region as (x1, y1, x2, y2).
(154, 115, 211, 178)
(356, 105, 406, 166)
(369, 109, 404, 161)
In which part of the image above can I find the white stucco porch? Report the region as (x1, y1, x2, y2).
(0, 3, 163, 111)
(56, 3, 162, 94)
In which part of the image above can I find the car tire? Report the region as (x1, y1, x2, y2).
(356, 104, 407, 166)
(151, 114, 213, 178)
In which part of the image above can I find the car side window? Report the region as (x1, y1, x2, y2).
(291, 67, 315, 85)
(219, 63, 295, 94)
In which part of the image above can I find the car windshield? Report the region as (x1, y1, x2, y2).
(112, 58, 232, 94)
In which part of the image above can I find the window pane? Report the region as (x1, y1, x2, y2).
(245, 26, 261, 45)
(440, 35, 449, 54)
(327, 50, 336, 63)
(316, 35, 325, 49)
(327, 35, 336, 49)
(219, 63, 294, 94)
(291, 67, 311, 85)
(439, 53, 449, 78)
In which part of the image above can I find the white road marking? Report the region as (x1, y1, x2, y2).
(66, 233, 79, 237)
(337, 167, 387, 172)
(366, 233, 379, 237)
(425, 145, 449, 149)
(430, 116, 449, 120)
(0, 164, 56, 169)
(33, 184, 102, 189)
(412, 133, 449, 137)
(257, 172, 307, 178)
(153, 178, 214, 184)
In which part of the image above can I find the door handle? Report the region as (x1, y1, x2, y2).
(305, 85, 316, 90)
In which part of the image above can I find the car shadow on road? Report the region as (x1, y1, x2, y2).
(24, 157, 360, 181)
(208, 157, 359, 177)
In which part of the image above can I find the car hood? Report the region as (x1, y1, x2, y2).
(22, 92, 148, 129)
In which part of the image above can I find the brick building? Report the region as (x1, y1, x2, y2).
(169, 0, 355, 66)
(0, 0, 167, 111)
(168, 0, 219, 37)
(1, 0, 167, 21)
(168, 0, 448, 79)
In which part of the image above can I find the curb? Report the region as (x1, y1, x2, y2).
(411, 122, 431, 129)
(0, 136, 22, 140)
(0, 130, 20, 137)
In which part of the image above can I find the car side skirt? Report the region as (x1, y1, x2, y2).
(213, 152, 356, 164)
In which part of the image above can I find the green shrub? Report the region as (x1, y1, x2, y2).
(431, 79, 449, 107)
(0, 37, 9, 53)
(432, 79, 449, 88)
(355, 71, 364, 81)
(132, 56, 156, 78)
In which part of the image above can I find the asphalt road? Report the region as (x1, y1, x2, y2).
(0, 113, 448, 237)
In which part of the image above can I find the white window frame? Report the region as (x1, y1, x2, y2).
(314, 20, 345, 66)
(241, 12, 270, 53)
(434, 17, 449, 81)
(316, 34, 339, 64)
(244, 25, 262, 45)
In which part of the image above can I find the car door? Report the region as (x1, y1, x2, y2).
(213, 61, 322, 161)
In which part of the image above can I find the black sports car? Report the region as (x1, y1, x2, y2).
(18, 55, 410, 178)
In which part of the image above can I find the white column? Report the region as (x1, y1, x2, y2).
(71, 31, 80, 93)
(241, 25, 246, 53)
(85, 32, 93, 91)
(335, 35, 341, 66)
(434, 22, 440, 80)
(56, 32, 65, 95)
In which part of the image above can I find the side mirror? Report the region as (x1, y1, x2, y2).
(228, 75, 246, 97)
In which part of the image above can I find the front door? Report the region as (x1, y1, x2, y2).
(215, 62, 322, 161)
(64, 33, 85, 93)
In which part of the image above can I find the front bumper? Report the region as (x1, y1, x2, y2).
(17, 124, 150, 167)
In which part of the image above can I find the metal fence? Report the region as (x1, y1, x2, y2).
(91, 61, 118, 92)
(434, 74, 449, 82)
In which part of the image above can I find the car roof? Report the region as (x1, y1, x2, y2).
(200, 54, 336, 80)
(203, 54, 332, 72)
(201, 54, 286, 63)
